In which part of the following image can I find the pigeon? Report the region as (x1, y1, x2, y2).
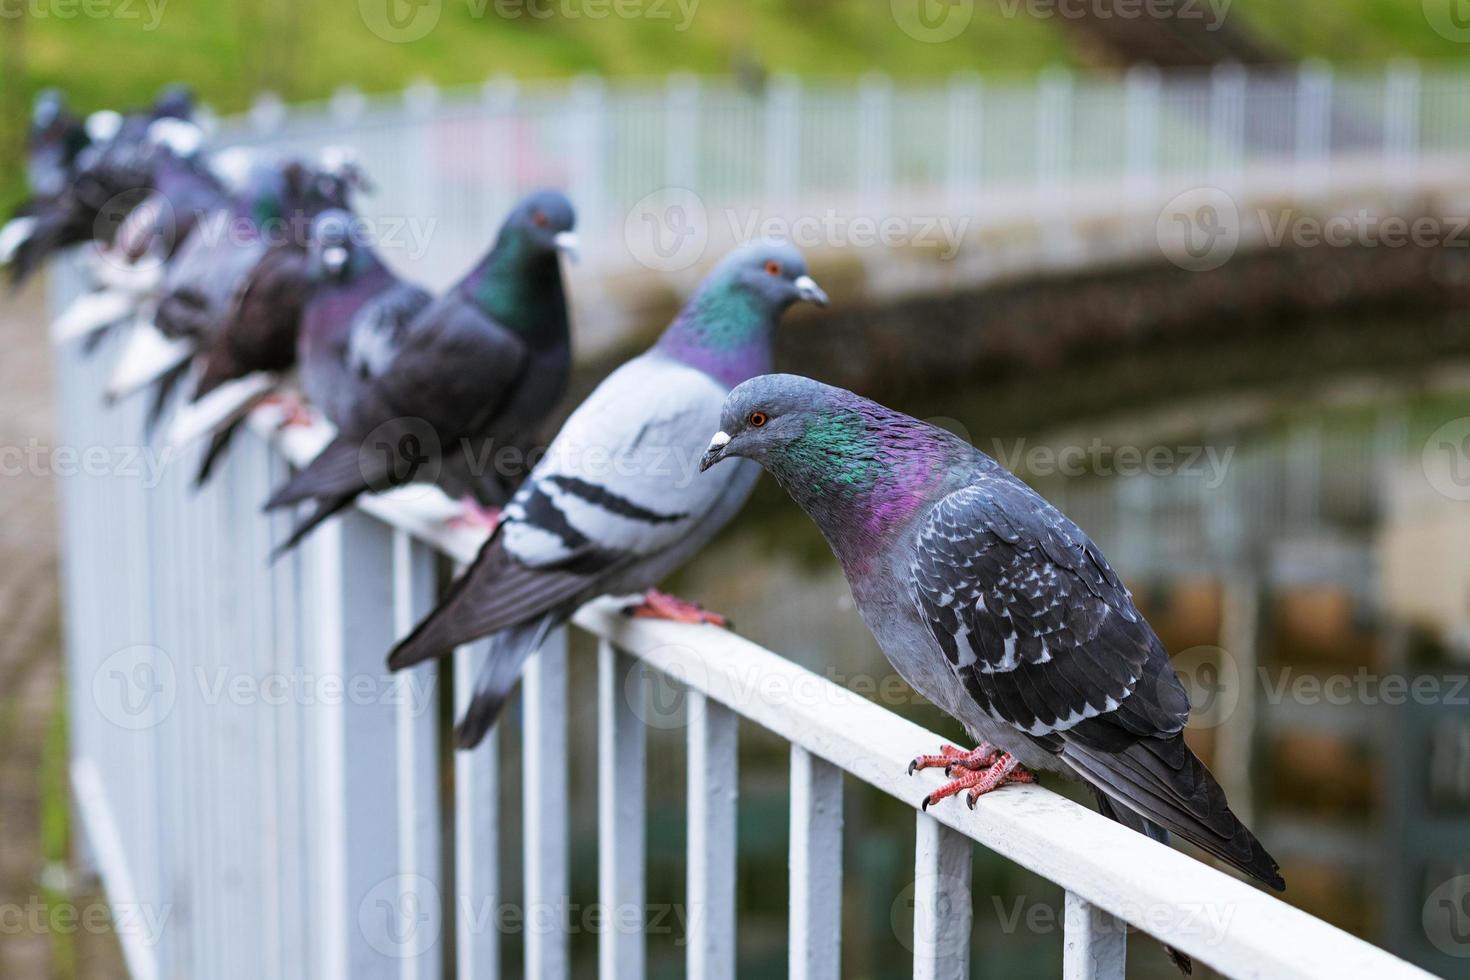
(25, 89, 90, 199)
(296, 209, 432, 428)
(386, 241, 829, 749)
(3, 86, 195, 285)
(117, 156, 356, 434)
(262, 189, 579, 557)
(700, 375, 1282, 969)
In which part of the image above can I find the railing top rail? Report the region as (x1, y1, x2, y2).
(253, 408, 1430, 980)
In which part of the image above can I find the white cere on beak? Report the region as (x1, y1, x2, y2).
(322, 245, 349, 271)
(708, 431, 730, 451)
(553, 231, 580, 263)
(793, 274, 830, 307)
(86, 110, 123, 143)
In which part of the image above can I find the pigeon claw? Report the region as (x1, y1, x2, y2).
(624, 590, 730, 628)
(916, 752, 1033, 812)
(908, 742, 997, 779)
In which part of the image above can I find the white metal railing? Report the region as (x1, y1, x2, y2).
(52, 337, 1436, 974)
(45, 67, 1468, 979)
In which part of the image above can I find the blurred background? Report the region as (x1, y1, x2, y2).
(6, 1, 1470, 978)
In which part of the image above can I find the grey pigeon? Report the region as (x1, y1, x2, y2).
(25, 89, 90, 199)
(701, 375, 1282, 971)
(387, 242, 829, 749)
(297, 209, 431, 428)
(262, 189, 578, 557)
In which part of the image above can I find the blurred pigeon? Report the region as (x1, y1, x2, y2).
(701, 375, 1283, 968)
(387, 242, 829, 749)
(25, 89, 90, 199)
(262, 190, 578, 556)
(114, 156, 356, 434)
(3, 85, 195, 286)
(297, 209, 432, 428)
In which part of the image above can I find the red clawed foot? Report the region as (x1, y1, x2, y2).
(624, 590, 730, 628)
(907, 742, 998, 777)
(260, 392, 313, 428)
(447, 498, 502, 531)
(914, 750, 1034, 811)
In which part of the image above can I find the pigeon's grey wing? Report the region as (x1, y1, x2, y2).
(909, 479, 1282, 889)
(910, 477, 1181, 741)
(342, 295, 529, 441)
(388, 353, 734, 671)
(268, 298, 529, 513)
(344, 280, 432, 384)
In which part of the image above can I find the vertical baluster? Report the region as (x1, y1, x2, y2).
(1062, 892, 1126, 980)
(598, 641, 646, 980)
(912, 815, 972, 980)
(687, 693, 737, 980)
(788, 747, 843, 980)
(454, 639, 499, 980)
(307, 512, 443, 979)
(523, 630, 570, 980)
(392, 530, 443, 980)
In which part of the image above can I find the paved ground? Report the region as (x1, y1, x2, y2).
(0, 280, 126, 979)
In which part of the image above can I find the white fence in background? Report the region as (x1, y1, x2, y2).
(219, 65, 1470, 354)
(48, 67, 1464, 980)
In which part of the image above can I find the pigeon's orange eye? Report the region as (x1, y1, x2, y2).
(749, 411, 768, 428)
(532, 211, 549, 227)
(764, 260, 782, 276)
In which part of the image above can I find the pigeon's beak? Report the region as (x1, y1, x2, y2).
(793, 274, 829, 308)
(322, 245, 348, 276)
(699, 431, 731, 472)
(553, 231, 580, 263)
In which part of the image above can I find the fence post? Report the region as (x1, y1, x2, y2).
(687, 693, 738, 980)
(665, 72, 701, 191)
(857, 72, 893, 218)
(789, 747, 843, 980)
(1384, 60, 1421, 186)
(598, 641, 647, 980)
(765, 74, 801, 212)
(523, 630, 570, 980)
(945, 71, 982, 214)
(912, 816, 972, 980)
(569, 75, 607, 243)
(1062, 892, 1127, 979)
(480, 75, 520, 231)
(330, 86, 367, 126)
(1124, 63, 1161, 204)
(1210, 61, 1247, 192)
(1295, 60, 1333, 196)
(454, 637, 500, 980)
